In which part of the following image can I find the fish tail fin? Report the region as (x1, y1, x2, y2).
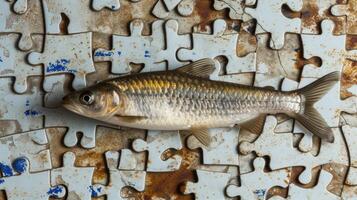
(292, 72, 340, 143)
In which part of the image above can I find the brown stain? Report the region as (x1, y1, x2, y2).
(322, 163, 348, 196)
(194, 0, 226, 32)
(341, 59, 357, 99)
(143, 148, 198, 200)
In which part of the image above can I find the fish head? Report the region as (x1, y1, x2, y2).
(62, 83, 122, 119)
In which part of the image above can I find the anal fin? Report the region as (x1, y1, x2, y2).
(190, 128, 212, 146)
(239, 115, 266, 134)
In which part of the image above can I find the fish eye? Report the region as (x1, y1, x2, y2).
(80, 91, 94, 105)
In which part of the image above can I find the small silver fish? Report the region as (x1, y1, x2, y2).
(63, 59, 339, 145)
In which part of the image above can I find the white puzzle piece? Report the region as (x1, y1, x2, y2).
(51, 152, 94, 200)
(43, 75, 70, 108)
(178, 19, 256, 74)
(213, 0, 245, 19)
(0, 129, 51, 176)
(0, 34, 42, 93)
(0, 78, 43, 133)
(183, 169, 231, 200)
(94, 19, 166, 74)
(342, 184, 357, 200)
(301, 19, 357, 78)
(132, 130, 182, 172)
(0, 0, 44, 50)
(244, 0, 303, 49)
(186, 128, 239, 166)
(28, 33, 95, 90)
(90, 151, 146, 200)
(226, 157, 290, 200)
(157, 19, 190, 69)
(239, 116, 348, 184)
(152, 0, 195, 18)
(331, 0, 357, 35)
(0, 157, 65, 200)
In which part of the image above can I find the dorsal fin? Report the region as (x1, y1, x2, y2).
(175, 58, 216, 78)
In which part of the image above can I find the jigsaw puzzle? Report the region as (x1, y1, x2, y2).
(0, 0, 356, 199)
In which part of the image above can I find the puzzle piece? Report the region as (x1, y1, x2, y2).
(186, 128, 239, 165)
(132, 130, 182, 172)
(42, 107, 112, 148)
(51, 152, 94, 200)
(342, 125, 357, 185)
(0, 157, 65, 200)
(28, 33, 95, 90)
(342, 184, 357, 200)
(0, 129, 51, 177)
(244, 0, 303, 49)
(270, 170, 340, 200)
(94, 19, 166, 74)
(300, 0, 346, 34)
(254, 33, 301, 89)
(43, 75, 70, 108)
(157, 19, 190, 69)
(0, 0, 44, 50)
(8, 0, 28, 14)
(152, 0, 195, 18)
(239, 116, 348, 184)
(178, 19, 256, 74)
(182, 169, 231, 200)
(92, 0, 120, 11)
(0, 78, 43, 133)
(331, 0, 357, 35)
(213, 0, 245, 19)
(0, 34, 42, 94)
(118, 149, 143, 170)
(226, 157, 290, 200)
(301, 19, 357, 78)
(90, 151, 146, 200)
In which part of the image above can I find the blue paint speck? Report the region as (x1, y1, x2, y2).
(0, 179, 4, 184)
(47, 186, 63, 197)
(0, 57, 3, 63)
(0, 162, 13, 177)
(25, 100, 30, 106)
(89, 185, 102, 197)
(24, 109, 41, 116)
(47, 59, 74, 73)
(111, 5, 116, 9)
(95, 51, 113, 57)
(253, 189, 266, 197)
(144, 50, 150, 58)
(117, 51, 122, 56)
(12, 158, 27, 173)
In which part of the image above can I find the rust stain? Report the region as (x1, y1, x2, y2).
(193, 0, 226, 32)
(341, 59, 357, 99)
(322, 163, 348, 196)
(143, 148, 198, 200)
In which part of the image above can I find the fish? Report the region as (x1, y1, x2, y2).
(62, 58, 339, 146)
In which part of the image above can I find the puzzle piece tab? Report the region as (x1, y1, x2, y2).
(152, 0, 195, 18)
(186, 128, 239, 166)
(92, 0, 120, 11)
(132, 130, 182, 172)
(0, 129, 51, 177)
(94, 19, 166, 74)
(226, 157, 290, 200)
(182, 169, 231, 200)
(0, 157, 65, 200)
(7, 0, 28, 14)
(213, 0, 245, 19)
(178, 19, 256, 74)
(51, 152, 94, 200)
(28, 33, 95, 90)
(244, 0, 302, 49)
(90, 151, 146, 200)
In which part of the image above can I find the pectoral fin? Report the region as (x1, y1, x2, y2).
(190, 128, 212, 146)
(239, 115, 266, 135)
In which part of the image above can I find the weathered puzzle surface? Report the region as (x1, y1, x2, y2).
(0, 0, 356, 199)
